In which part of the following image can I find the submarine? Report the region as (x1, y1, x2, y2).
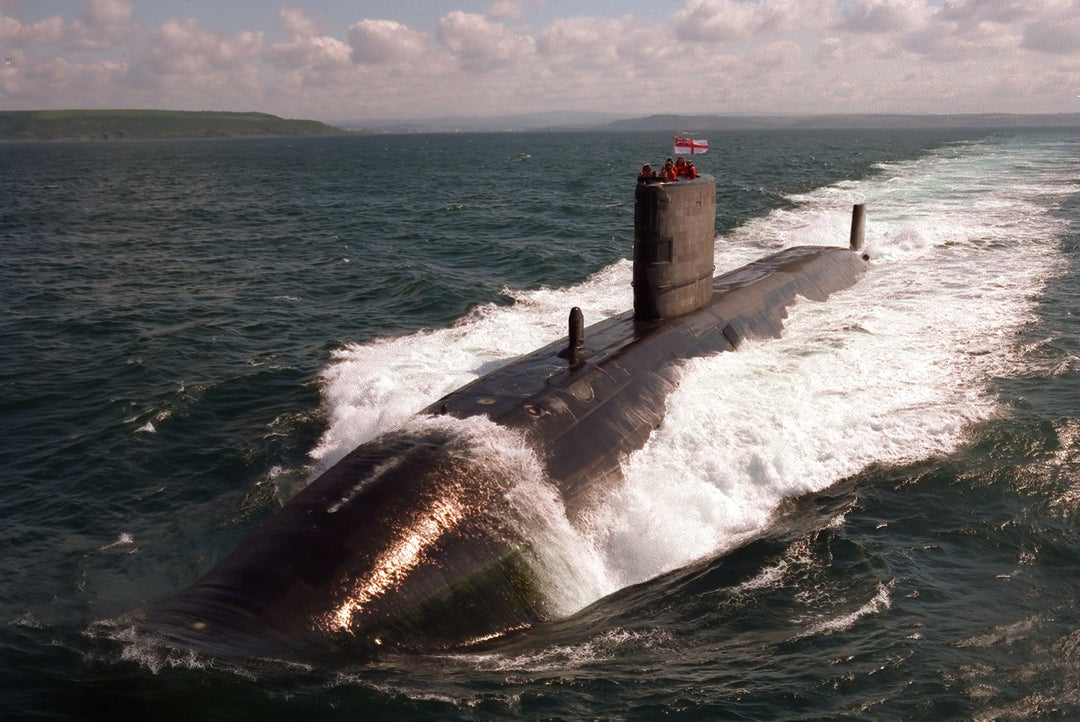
(145, 174, 870, 659)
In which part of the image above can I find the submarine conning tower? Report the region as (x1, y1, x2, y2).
(633, 175, 718, 321)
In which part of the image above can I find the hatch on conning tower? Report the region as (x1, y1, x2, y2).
(633, 175, 717, 322)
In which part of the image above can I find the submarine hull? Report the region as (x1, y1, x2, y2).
(148, 428, 548, 657)
(145, 242, 868, 658)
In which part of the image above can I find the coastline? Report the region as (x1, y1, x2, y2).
(0, 109, 350, 142)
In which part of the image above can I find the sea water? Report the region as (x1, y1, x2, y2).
(1, 128, 1079, 719)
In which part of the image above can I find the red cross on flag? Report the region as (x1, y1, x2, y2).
(673, 135, 709, 155)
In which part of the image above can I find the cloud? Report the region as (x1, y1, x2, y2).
(487, 0, 543, 22)
(436, 11, 535, 71)
(1023, 18, 1080, 53)
(902, 2, 1027, 61)
(0, 54, 127, 107)
(833, 0, 1080, 61)
(0, 13, 63, 46)
(280, 7, 319, 39)
(270, 33, 351, 72)
(67, 0, 134, 51)
(674, 0, 763, 41)
(931, 0, 1080, 57)
(0, 1, 130, 52)
(539, 16, 635, 66)
(748, 38, 801, 68)
(124, 18, 262, 91)
(84, 0, 132, 26)
(1019, 1, 1080, 54)
(348, 18, 429, 65)
(674, 0, 830, 42)
(269, 8, 351, 71)
(837, 0, 928, 34)
(939, 0, 1037, 27)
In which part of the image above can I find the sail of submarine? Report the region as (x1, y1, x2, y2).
(145, 173, 870, 659)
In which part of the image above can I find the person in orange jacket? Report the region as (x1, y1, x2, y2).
(660, 158, 677, 182)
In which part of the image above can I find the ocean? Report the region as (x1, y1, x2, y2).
(2, 127, 1079, 720)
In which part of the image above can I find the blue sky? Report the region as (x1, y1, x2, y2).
(2, 1, 1079, 122)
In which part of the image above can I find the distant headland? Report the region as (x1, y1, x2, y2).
(0, 110, 349, 141)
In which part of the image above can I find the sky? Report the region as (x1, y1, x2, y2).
(2, 0, 1079, 123)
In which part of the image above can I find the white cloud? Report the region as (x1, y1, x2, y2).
(674, 0, 830, 42)
(1023, 18, 1080, 53)
(436, 11, 535, 72)
(674, 0, 762, 41)
(837, 0, 929, 34)
(270, 33, 351, 71)
(0, 13, 63, 46)
(348, 18, 429, 65)
(0, 54, 127, 107)
(538, 16, 640, 68)
(67, 0, 134, 51)
(1020, 1, 1080, 54)
(124, 18, 263, 94)
(933, 0, 1080, 56)
(0, 1, 131, 52)
(85, 0, 132, 26)
(280, 7, 319, 39)
(269, 8, 351, 72)
(748, 38, 802, 68)
(487, 0, 540, 22)
(940, 0, 1042, 27)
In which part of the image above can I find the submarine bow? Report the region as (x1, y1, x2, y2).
(148, 424, 550, 657)
(145, 176, 870, 658)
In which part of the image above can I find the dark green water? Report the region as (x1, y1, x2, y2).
(2, 129, 1079, 720)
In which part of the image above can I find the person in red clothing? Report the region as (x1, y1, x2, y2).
(674, 157, 689, 177)
(659, 158, 677, 181)
(685, 161, 698, 179)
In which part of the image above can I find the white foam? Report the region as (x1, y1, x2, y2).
(444, 627, 674, 673)
(795, 582, 893, 639)
(98, 533, 136, 552)
(85, 617, 315, 676)
(309, 262, 632, 471)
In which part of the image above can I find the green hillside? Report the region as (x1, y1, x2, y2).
(0, 109, 349, 141)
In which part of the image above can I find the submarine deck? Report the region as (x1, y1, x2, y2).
(424, 244, 867, 501)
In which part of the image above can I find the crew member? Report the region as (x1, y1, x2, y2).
(660, 158, 677, 182)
